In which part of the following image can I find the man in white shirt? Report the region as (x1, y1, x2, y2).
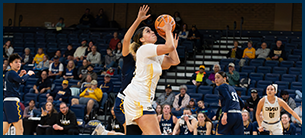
(74, 40, 88, 61)
(256, 42, 270, 59)
(87, 45, 101, 66)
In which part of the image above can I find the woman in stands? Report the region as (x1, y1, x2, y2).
(3, 53, 35, 135)
(122, 5, 180, 135)
(173, 108, 197, 135)
(156, 104, 162, 116)
(242, 110, 253, 135)
(194, 112, 213, 135)
(3, 40, 14, 58)
(255, 84, 302, 135)
(214, 71, 244, 135)
(158, 104, 177, 135)
(36, 101, 58, 135)
(63, 60, 78, 80)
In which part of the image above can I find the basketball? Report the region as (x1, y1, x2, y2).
(154, 14, 176, 37)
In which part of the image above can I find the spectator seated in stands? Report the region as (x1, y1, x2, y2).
(63, 45, 75, 61)
(50, 50, 65, 64)
(104, 48, 117, 70)
(255, 42, 270, 59)
(48, 55, 64, 80)
(281, 113, 297, 135)
(79, 64, 98, 82)
(196, 100, 215, 119)
(188, 98, 198, 115)
(36, 101, 58, 135)
(47, 95, 54, 103)
(95, 8, 109, 28)
(106, 106, 124, 133)
(22, 99, 40, 135)
(178, 23, 189, 43)
(239, 40, 256, 67)
(36, 102, 58, 135)
(280, 90, 296, 114)
(77, 59, 88, 80)
(73, 40, 87, 61)
(52, 102, 79, 135)
(21, 47, 33, 66)
(173, 11, 182, 34)
(87, 45, 101, 67)
(3, 40, 14, 58)
(3, 59, 10, 71)
(84, 41, 93, 59)
(187, 25, 202, 53)
(78, 74, 93, 91)
(113, 42, 123, 69)
(62, 60, 78, 80)
(23, 100, 38, 119)
(190, 65, 207, 87)
(47, 80, 71, 105)
(226, 40, 243, 59)
(32, 48, 45, 65)
(172, 85, 190, 116)
(245, 89, 261, 122)
(99, 74, 113, 94)
(29, 71, 52, 94)
(291, 101, 302, 127)
(206, 63, 220, 87)
(156, 84, 175, 106)
(78, 8, 95, 28)
(71, 80, 103, 120)
(266, 40, 285, 62)
(33, 55, 49, 72)
(56, 17, 65, 28)
(225, 62, 240, 86)
(109, 32, 121, 50)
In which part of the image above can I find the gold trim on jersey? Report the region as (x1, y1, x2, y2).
(120, 99, 125, 114)
(147, 64, 153, 103)
(134, 101, 143, 120)
(16, 101, 21, 119)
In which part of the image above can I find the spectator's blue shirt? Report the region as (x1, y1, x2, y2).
(52, 86, 71, 103)
(196, 107, 215, 119)
(100, 81, 113, 93)
(4, 70, 30, 98)
(283, 123, 296, 135)
(244, 122, 253, 135)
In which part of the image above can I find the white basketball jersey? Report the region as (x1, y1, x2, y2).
(124, 44, 164, 104)
(262, 96, 281, 123)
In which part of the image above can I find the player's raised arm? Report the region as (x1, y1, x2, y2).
(122, 5, 150, 57)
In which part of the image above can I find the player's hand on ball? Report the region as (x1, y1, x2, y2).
(137, 5, 150, 21)
(174, 33, 179, 48)
(27, 70, 35, 76)
(158, 16, 173, 33)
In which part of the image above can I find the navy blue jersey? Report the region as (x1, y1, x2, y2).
(4, 70, 30, 98)
(253, 121, 270, 135)
(243, 122, 253, 135)
(197, 122, 213, 135)
(64, 68, 74, 77)
(179, 120, 193, 135)
(50, 63, 60, 74)
(283, 123, 296, 135)
(119, 53, 135, 95)
(160, 115, 175, 134)
(217, 84, 244, 112)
